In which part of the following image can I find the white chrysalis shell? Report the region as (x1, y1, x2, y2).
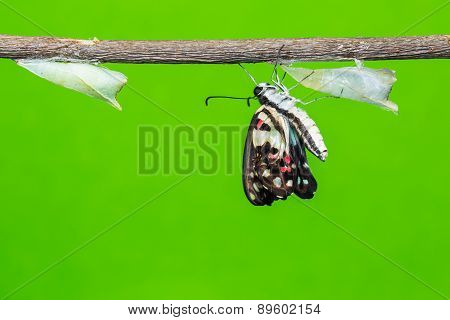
(17, 60, 127, 110)
(282, 60, 398, 113)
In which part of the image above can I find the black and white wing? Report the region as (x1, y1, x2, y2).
(243, 105, 317, 206)
(289, 123, 317, 199)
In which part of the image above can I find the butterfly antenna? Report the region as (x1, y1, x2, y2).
(238, 64, 257, 85)
(205, 95, 256, 107)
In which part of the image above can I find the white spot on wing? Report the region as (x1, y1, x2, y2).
(257, 112, 268, 121)
(273, 177, 282, 188)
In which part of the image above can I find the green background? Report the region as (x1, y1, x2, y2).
(0, 0, 449, 300)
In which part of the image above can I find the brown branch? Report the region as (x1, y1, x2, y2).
(0, 34, 449, 64)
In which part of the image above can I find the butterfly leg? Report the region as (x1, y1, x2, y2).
(280, 71, 287, 83)
(287, 71, 315, 92)
(288, 83, 300, 92)
(270, 45, 285, 85)
(278, 71, 290, 92)
(239, 64, 257, 85)
(296, 95, 341, 106)
(271, 64, 281, 85)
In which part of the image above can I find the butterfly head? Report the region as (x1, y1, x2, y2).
(254, 83, 277, 97)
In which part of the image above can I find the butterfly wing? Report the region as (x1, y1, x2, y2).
(243, 105, 317, 206)
(289, 124, 317, 199)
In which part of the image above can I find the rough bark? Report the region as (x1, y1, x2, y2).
(0, 34, 449, 64)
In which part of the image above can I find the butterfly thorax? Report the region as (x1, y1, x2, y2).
(254, 83, 296, 111)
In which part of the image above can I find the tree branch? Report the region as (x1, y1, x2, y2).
(0, 34, 449, 64)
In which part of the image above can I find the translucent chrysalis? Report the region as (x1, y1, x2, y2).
(17, 60, 128, 110)
(282, 60, 398, 113)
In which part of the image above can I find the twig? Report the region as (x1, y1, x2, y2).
(0, 34, 449, 64)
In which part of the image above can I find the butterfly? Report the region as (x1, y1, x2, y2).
(242, 81, 327, 206)
(206, 65, 328, 206)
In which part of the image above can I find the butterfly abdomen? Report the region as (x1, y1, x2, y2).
(284, 107, 328, 161)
